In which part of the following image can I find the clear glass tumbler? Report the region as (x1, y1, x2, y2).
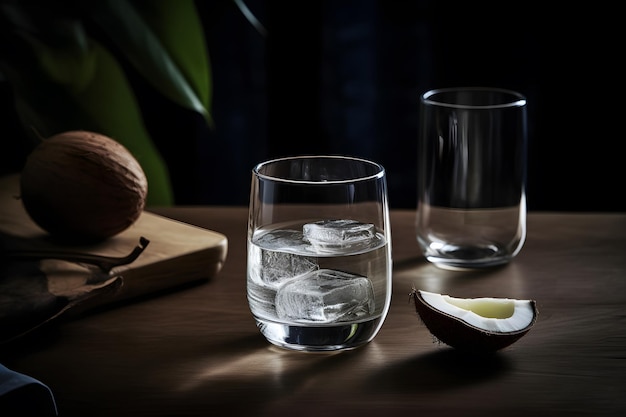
(247, 156, 392, 351)
(416, 87, 527, 269)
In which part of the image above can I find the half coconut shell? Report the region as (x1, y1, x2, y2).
(411, 289, 538, 352)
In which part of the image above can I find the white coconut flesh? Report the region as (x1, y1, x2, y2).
(419, 290, 535, 333)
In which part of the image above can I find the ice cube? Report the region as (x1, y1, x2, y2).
(255, 229, 308, 252)
(247, 279, 277, 319)
(249, 229, 318, 287)
(275, 269, 375, 323)
(303, 219, 377, 252)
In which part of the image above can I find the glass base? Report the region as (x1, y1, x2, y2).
(423, 242, 513, 270)
(255, 316, 384, 352)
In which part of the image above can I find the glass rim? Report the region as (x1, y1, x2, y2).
(422, 87, 527, 109)
(253, 155, 386, 185)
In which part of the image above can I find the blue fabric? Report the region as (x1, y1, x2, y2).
(0, 364, 58, 416)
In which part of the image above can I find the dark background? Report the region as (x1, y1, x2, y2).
(2, 0, 624, 211)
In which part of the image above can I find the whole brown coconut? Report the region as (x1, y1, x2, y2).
(20, 130, 148, 242)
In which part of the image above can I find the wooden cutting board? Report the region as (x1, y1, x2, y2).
(0, 174, 228, 341)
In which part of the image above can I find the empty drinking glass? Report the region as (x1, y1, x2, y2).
(416, 87, 528, 269)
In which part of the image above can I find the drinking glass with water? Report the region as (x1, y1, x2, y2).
(247, 156, 392, 351)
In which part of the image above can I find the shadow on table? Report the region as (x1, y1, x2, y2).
(392, 255, 428, 272)
(363, 348, 513, 393)
(176, 334, 372, 410)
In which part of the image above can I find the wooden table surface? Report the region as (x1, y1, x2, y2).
(2, 208, 625, 416)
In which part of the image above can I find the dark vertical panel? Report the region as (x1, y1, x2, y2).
(266, 2, 324, 157)
(195, 0, 269, 205)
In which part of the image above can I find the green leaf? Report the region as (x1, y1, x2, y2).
(133, 0, 212, 112)
(234, 0, 267, 37)
(79, 0, 213, 126)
